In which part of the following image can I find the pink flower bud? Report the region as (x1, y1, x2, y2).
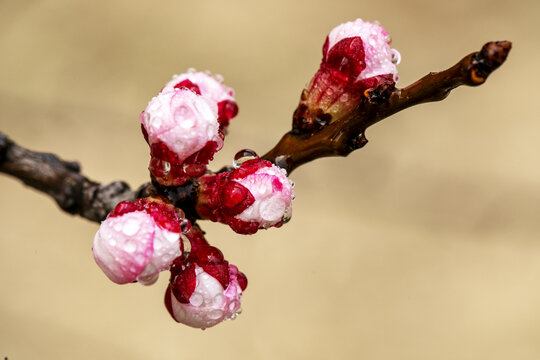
(140, 89, 223, 186)
(196, 158, 295, 234)
(294, 19, 401, 133)
(93, 197, 187, 285)
(165, 226, 247, 329)
(163, 70, 239, 132)
(324, 19, 400, 84)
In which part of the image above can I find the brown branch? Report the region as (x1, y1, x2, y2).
(0, 41, 511, 221)
(262, 41, 512, 173)
(0, 132, 202, 223)
(0, 132, 150, 223)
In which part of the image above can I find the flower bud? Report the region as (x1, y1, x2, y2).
(324, 19, 399, 84)
(294, 19, 401, 133)
(197, 158, 295, 234)
(140, 88, 223, 186)
(163, 70, 239, 132)
(93, 197, 187, 285)
(165, 226, 247, 329)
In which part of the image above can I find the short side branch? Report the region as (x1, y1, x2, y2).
(263, 41, 512, 173)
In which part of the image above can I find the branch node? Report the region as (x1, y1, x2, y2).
(349, 132, 369, 150)
(363, 81, 396, 104)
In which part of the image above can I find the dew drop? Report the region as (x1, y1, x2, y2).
(228, 301, 240, 312)
(143, 112, 150, 123)
(180, 218, 191, 234)
(190, 293, 203, 307)
(214, 294, 225, 306)
(233, 149, 258, 168)
(180, 233, 191, 260)
(138, 273, 159, 286)
(123, 219, 141, 236)
(391, 49, 401, 65)
(175, 208, 185, 219)
(214, 73, 224, 83)
(150, 116, 162, 129)
(183, 163, 206, 177)
(274, 155, 288, 169)
(208, 309, 223, 320)
(282, 207, 292, 224)
(229, 307, 242, 320)
(124, 241, 137, 253)
(340, 93, 349, 102)
(149, 158, 171, 177)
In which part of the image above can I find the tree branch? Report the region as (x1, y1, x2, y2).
(0, 132, 150, 222)
(0, 41, 511, 221)
(262, 41, 512, 173)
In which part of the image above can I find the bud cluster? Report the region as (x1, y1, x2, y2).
(93, 196, 247, 328)
(93, 18, 399, 329)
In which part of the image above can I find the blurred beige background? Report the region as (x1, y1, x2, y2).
(1, 0, 539, 359)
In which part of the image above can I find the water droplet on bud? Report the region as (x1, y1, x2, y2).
(233, 149, 258, 168)
(391, 49, 401, 65)
(143, 112, 150, 122)
(180, 233, 191, 260)
(275, 155, 288, 169)
(183, 163, 206, 177)
(208, 309, 223, 320)
(340, 93, 349, 102)
(190, 293, 203, 307)
(138, 273, 159, 286)
(149, 158, 171, 177)
(214, 73, 224, 83)
(282, 207, 292, 224)
(175, 208, 185, 219)
(180, 218, 191, 234)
